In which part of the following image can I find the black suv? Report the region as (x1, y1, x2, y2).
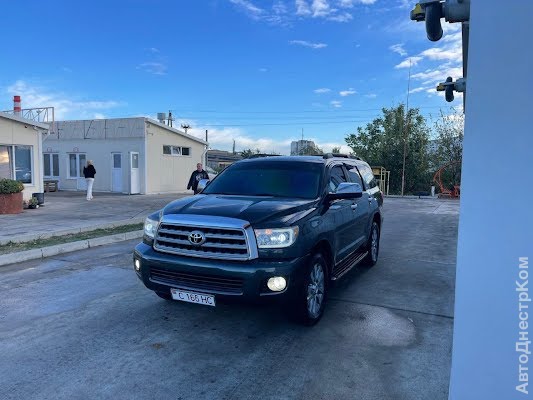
(134, 155, 383, 325)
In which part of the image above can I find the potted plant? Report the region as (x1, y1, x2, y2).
(28, 197, 39, 209)
(0, 178, 24, 214)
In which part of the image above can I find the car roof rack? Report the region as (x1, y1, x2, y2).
(248, 153, 281, 159)
(323, 153, 361, 160)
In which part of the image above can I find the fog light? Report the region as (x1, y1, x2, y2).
(267, 276, 286, 292)
(134, 259, 141, 271)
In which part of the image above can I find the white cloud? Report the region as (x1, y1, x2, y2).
(289, 40, 328, 49)
(258, 68, 268, 72)
(420, 46, 462, 63)
(146, 47, 160, 53)
(314, 88, 331, 94)
(365, 93, 377, 98)
(295, 0, 312, 15)
(229, 0, 264, 19)
(137, 62, 167, 75)
(409, 86, 430, 94)
(390, 43, 407, 57)
(330, 100, 342, 108)
(339, 88, 357, 96)
(395, 56, 422, 69)
(4, 80, 123, 120)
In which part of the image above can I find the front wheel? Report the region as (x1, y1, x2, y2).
(362, 221, 380, 267)
(292, 253, 328, 326)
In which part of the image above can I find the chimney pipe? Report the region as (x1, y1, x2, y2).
(13, 96, 21, 116)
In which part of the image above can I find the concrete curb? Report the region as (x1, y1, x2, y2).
(0, 230, 143, 267)
(0, 217, 145, 246)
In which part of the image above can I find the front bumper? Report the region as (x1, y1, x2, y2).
(133, 243, 310, 302)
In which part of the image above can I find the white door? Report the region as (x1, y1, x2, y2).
(130, 152, 140, 194)
(112, 153, 123, 193)
(76, 154, 87, 191)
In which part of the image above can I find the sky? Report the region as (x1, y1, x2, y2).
(1, 0, 463, 154)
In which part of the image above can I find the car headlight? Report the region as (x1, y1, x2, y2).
(254, 226, 299, 249)
(144, 217, 159, 239)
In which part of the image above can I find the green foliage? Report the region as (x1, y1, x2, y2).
(299, 143, 323, 156)
(0, 179, 24, 194)
(331, 146, 341, 154)
(240, 148, 262, 159)
(430, 108, 464, 191)
(345, 104, 432, 194)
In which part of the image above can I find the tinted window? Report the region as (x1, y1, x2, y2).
(203, 161, 322, 199)
(328, 165, 347, 193)
(346, 165, 363, 187)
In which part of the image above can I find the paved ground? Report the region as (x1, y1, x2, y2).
(0, 197, 459, 400)
(0, 191, 189, 241)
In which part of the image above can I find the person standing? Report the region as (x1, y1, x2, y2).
(187, 163, 209, 194)
(83, 160, 96, 200)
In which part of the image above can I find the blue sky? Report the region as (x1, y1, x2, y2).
(1, 0, 463, 154)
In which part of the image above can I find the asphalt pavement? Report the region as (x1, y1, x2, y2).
(0, 197, 459, 400)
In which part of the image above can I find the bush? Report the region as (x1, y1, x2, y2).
(0, 179, 24, 194)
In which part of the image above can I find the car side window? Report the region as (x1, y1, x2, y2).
(346, 165, 363, 188)
(328, 165, 348, 193)
(359, 165, 377, 189)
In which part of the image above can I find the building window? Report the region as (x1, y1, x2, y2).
(44, 153, 60, 178)
(67, 153, 86, 179)
(0, 145, 33, 184)
(163, 145, 191, 157)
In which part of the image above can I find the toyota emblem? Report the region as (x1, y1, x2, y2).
(188, 230, 206, 246)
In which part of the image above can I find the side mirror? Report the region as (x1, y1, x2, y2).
(328, 182, 363, 200)
(197, 179, 210, 192)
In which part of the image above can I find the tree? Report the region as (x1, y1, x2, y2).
(300, 143, 323, 155)
(331, 146, 341, 154)
(430, 108, 464, 190)
(345, 104, 432, 194)
(240, 148, 261, 159)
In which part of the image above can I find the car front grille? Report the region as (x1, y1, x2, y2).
(154, 222, 251, 260)
(149, 267, 244, 294)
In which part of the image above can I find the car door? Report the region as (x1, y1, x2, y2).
(346, 163, 370, 250)
(325, 164, 355, 262)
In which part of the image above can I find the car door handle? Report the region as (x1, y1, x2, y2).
(351, 204, 358, 210)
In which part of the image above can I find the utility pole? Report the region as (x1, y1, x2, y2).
(205, 129, 208, 167)
(401, 59, 412, 197)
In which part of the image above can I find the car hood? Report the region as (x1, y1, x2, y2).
(162, 194, 318, 226)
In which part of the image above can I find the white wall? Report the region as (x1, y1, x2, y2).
(145, 122, 206, 194)
(43, 137, 145, 194)
(449, 1, 533, 398)
(0, 116, 44, 200)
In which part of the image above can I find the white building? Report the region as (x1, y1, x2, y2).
(290, 139, 316, 155)
(45, 117, 207, 194)
(0, 112, 48, 200)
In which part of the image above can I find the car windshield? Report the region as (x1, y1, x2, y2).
(203, 161, 322, 199)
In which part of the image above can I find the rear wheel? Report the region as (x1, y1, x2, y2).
(292, 253, 328, 326)
(362, 221, 380, 267)
(155, 291, 173, 301)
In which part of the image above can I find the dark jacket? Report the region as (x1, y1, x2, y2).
(187, 170, 209, 192)
(83, 165, 96, 179)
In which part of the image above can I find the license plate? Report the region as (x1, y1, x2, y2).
(170, 288, 216, 307)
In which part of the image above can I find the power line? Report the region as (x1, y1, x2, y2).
(168, 105, 452, 115)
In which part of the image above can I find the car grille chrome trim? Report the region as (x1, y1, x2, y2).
(153, 214, 258, 260)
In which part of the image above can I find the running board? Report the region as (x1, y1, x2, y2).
(331, 251, 368, 281)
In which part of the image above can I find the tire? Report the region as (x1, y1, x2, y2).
(362, 221, 380, 267)
(155, 291, 173, 301)
(292, 253, 328, 326)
